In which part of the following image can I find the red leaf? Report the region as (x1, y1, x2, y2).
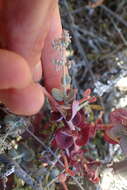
(88, 96, 97, 103)
(55, 128, 73, 149)
(90, 176, 100, 184)
(76, 127, 90, 146)
(51, 112, 62, 121)
(104, 132, 119, 144)
(69, 100, 79, 121)
(83, 89, 91, 96)
(51, 139, 57, 148)
(72, 112, 82, 127)
(110, 108, 127, 126)
(105, 125, 123, 141)
(79, 96, 90, 104)
(66, 168, 75, 176)
(89, 123, 96, 137)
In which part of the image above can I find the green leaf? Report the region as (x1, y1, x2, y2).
(51, 88, 64, 101)
(64, 89, 75, 103)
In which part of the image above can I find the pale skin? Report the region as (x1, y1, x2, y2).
(0, 0, 63, 115)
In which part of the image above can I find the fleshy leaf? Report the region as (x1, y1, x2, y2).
(83, 89, 91, 96)
(88, 97, 97, 103)
(55, 128, 73, 149)
(51, 88, 64, 102)
(64, 89, 75, 103)
(79, 96, 90, 104)
(76, 127, 90, 146)
(105, 125, 124, 140)
(90, 176, 100, 184)
(51, 112, 63, 121)
(104, 132, 119, 144)
(72, 112, 83, 127)
(69, 100, 79, 121)
(110, 108, 127, 126)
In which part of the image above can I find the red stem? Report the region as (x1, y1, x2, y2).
(62, 182, 69, 190)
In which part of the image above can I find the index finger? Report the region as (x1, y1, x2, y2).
(41, 3, 63, 92)
(0, 0, 57, 68)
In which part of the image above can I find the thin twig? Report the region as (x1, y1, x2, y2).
(63, 5, 87, 15)
(64, 3, 127, 28)
(26, 128, 64, 167)
(73, 25, 114, 48)
(14, 161, 43, 190)
(110, 18, 127, 46)
(0, 154, 43, 190)
(101, 5, 127, 28)
(63, 0, 96, 84)
(26, 128, 85, 190)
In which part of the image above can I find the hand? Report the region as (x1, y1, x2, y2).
(0, 0, 63, 115)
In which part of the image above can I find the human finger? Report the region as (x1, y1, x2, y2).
(41, 3, 63, 92)
(0, 83, 44, 115)
(0, 0, 58, 71)
(0, 49, 32, 89)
